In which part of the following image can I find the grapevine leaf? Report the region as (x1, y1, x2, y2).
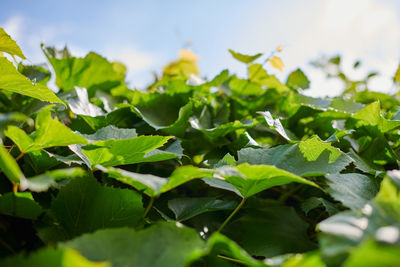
(5, 106, 87, 153)
(0, 192, 42, 219)
(168, 197, 238, 221)
(61, 223, 205, 267)
(228, 50, 262, 64)
(0, 247, 108, 267)
(79, 135, 176, 167)
(50, 176, 144, 239)
(217, 163, 319, 198)
(0, 58, 63, 104)
(0, 27, 25, 59)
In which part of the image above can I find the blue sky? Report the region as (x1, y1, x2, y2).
(2, 0, 400, 96)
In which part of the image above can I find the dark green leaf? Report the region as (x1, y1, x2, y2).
(49, 176, 144, 239)
(62, 223, 205, 267)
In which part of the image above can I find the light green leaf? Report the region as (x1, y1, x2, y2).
(218, 163, 319, 198)
(20, 167, 86, 192)
(281, 251, 326, 267)
(198, 233, 268, 266)
(0, 141, 25, 184)
(238, 140, 352, 176)
(0, 57, 63, 103)
(0, 247, 109, 267)
(0, 27, 25, 59)
(0, 192, 42, 219)
(286, 68, 310, 90)
(228, 49, 262, 64)
(346, 101, 400, 133)
(299, 135, 342, 163)
(42, 45, 126, 93)
(394, 63, 400, 85)
(343, 240, 400, 267)
(49, 176, 144, 239)
(247, 64, 290, 93)
(5, 106, 87, 153)
(190, 118, 257, 141)
(61, 223, 205, 267)
(80, 135, 176, 167)
(99, 165, 214, 197)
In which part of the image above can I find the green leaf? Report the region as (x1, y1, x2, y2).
(258, 111, 295, 140)
(168, 197, 238, 221)
(0, 112, 33, 137)
(228, 49, 262, 64)
(5, 106, 87, 153)
(217, 163, 319, 198)
(0, 141, 25, 184)
(132, 91, 192, 137)
(202, 177, 243, 197)
(286, 68, 310, 90)
(190, 118, 257, 141)
(299, 135, 342, 163)
(238, 142, 352, 177)
(301, 197, 339, 216)
(99, 165, 214, 197)
(42, 45, 126, 93)
(0, 247, 109, 267)
(0, 192, 42, 219)
(325, 173, 378, 210)
(67, 86, 105, 117)
(343, 240, 400, 267)
(61, 223, 205, 267)
(80, 125, 137, 142)
(17, 63, 51, 85)
(214, 153, 237, 168)
(197, 233, 268, 266)
(281, 251, 326, 267)
(49, 176, 144, 239)
(0, 57, 63, 103)
(222, 200, 316, 257)
(346, 101, 400, 133)
(20, 167, 86, 192)
(0, 28, 25, 59)
(247, 64, 290, 92)
(394, 63, 400, 85)
(347, 149, 382, 174)
(318, 177, 400, 266)
(79, 135, 176, 167)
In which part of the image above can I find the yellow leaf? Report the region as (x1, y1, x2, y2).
(268, 56, 284, 71)
(179, 49, 199, 62)
(276, 45, 284, 52)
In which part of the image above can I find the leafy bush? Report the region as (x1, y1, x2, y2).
(1, 27, 400, 266)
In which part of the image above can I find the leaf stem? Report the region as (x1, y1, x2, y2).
(217, 197, 247, 232)
(143, 196, 155, 219)
(217, 255, 247, 265)
(12, 183, 18, 193)
(15, 152, 24, 161)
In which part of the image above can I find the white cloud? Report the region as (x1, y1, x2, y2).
(240, 0, 400, 97)
(3, 15, 24, 41)
(103, 45, 159, 88)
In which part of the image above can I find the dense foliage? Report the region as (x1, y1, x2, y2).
(1, 27, 400, 266)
